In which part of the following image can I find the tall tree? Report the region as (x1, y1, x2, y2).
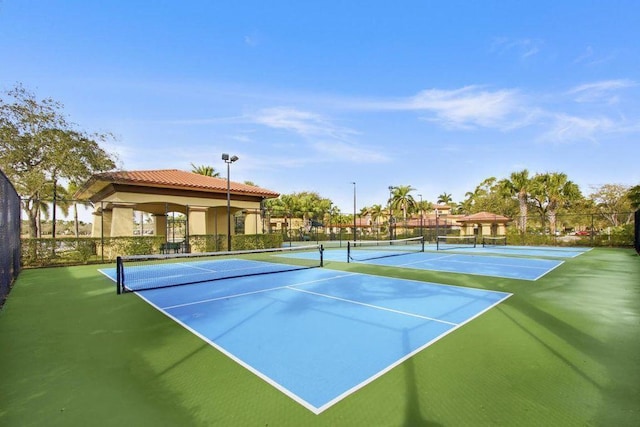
(589, 184, 633, 226)
(0, 84, 117, 237)
(463, 177, 515, 217)
(530, 172, 582, 233)
(190, 163, 220, 177)
(369, 204, 384, 233)
(628, 185, 640, 210)
(390, 185, 417, 221)
(499, 169, 531, 233)
(67, 180, 93, 237)
(415, 199, 433, 216)
(462, 178, 496, 214)
(437, 192, 453, 205)
(264, 191, 332, 233)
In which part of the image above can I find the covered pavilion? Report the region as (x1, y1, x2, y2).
(74, 169, 279, 241)
(457, 211, 511, 237)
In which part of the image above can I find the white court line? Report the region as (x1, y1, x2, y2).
(138, 269, 512, 415)
(162, 272, 358, 310)
(287, 286, 459, 326)
(401, 256, 554, 271)
(314, 290, 513, 413)
(172, 261, 221, 273)
(171, 259, 280, 274)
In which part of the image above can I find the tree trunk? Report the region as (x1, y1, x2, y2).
(74, 203, 80, 237)
(52, 179, 57, 238)
(518, 195, 528, 233)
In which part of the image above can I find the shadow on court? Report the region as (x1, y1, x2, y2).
(498, 298, 604, 390)
(401, 328, 443, 427)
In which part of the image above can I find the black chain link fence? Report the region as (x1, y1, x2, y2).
(1, 169, 21, 307)
(17, 197, 638, 267)
(635, 210, 640, 255)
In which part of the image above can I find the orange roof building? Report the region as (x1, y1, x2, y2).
(74, 169, 279, 241)
(456, 211, 511, 236)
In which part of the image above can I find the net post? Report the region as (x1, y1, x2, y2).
(421, 235, 425, 252)
(116, 256, 123, 295)
(320, 244, 324, 267)
(347, 241, 351, 263)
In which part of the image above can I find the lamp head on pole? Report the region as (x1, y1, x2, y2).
(222, 153, 239, 163)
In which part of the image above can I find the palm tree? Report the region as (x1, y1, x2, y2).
(437, 192, 453, 205)
(369, 204, 384, 234)
(628, 185, 640, 210)
(498, 169, 531, 233)
(390, 185, 417, 222)
(67, 181, 93, 237)
(462, 186, 485, 215)
(416, 199, 432, 214)
(52, 183, 71, 237)
(190, 163, 220, 177)
(530, 172, 582, 234)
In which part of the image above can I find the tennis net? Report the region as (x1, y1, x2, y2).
(116, 244, 324, 294)
(436, 235, 477, 250)
(482, 236, 507, 247)
(347, 236, 424, 262)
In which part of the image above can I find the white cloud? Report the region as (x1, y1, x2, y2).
(251, 106, 359, 140)
(573, 46, 617, 66)
(567, 79, 637, 104)
(409, 86, 522, 129)
(343, 86, 525, 130)
(247, 107, 385, 165)
(252, 107, 324, 134)
(540, 114, 615, 143)
(491, 37, 543, 59)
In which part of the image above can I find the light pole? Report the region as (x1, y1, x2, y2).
(418, 194, 423, 238)
(352, 182, 357, 241)
(388, 185, 395, 240)
(222, 153, 239, 251)
(328, 202, 332, 241)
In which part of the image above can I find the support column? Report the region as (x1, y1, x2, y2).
(497, 223, 506, 235)
(110, 204, 135, 237)
(153, 214, 167, 237)
(101, 209, 113, 237)
(91, 211, 104, 237)
(188, 207, 207, 235)
(244, 211, 262, 235)
(209, 207, 225, 236)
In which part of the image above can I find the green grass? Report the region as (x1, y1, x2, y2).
(1, 248, 639, 426)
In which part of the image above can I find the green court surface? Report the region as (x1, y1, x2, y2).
(1, 248, 639, 426)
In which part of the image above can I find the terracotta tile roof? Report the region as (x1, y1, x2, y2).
(458, 211, 511, 222)
(83, 169, 279, 198)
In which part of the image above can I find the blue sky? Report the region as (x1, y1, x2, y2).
(2, 1, 639, 213)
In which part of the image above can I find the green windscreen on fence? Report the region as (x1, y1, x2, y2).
(0, 168, 21, 307)
(635, 210, 639, 255)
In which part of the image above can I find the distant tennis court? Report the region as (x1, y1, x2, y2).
(351, 252, 563, 280)
(100, 253, 511, 414)
(289, 246, 565, 280)
(440, 243, 591, 258)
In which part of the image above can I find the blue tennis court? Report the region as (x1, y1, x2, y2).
(293, 249, 564, 280)
(101, 263, 511, 414)
(438, 244, 591, 258)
